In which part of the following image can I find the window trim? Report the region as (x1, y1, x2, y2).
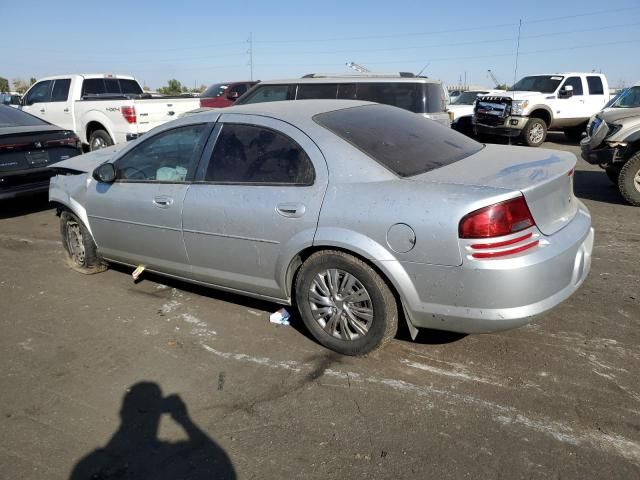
(561, 76, 584, 96)
(193, 122, 316, 187)
(586, 76, 605, 95)
(25, 80, 53, 105)
(111, 122, 214, 184)
(50, 78, 71, 103)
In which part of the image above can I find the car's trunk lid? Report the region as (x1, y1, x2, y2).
(415, 144, 578, 235)
(0, 127, 79, 174)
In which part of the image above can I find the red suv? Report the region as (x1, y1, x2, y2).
(200, 81, 257, 108)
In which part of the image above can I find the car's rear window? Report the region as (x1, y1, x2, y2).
(0, 105, 49, 127)
(314, 104, 483, 177)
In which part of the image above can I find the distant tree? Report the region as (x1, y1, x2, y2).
(30, 77, 37, 86)
(157, 79, 184, 95)
(181, 85, 189, 93)
(142, 84, 151, 92)
(191, 84, 207, 94)
(12, 78, 30, 94)
(0, 77, 9, 92)
(495, 83, 509, 90)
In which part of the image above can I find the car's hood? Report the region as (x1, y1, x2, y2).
(447, 104, 474, 119)
(48, 144, 126, 173)
(597, 106, 640, 123)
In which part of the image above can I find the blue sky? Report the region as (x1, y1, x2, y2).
(4, 0, 639, 90)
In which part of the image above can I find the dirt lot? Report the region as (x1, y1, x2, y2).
(1, 133, 639, 479)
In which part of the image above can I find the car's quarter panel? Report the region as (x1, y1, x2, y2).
(182, 113, 329, 300)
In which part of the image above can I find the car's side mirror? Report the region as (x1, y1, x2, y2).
(560, 85, 574, 98)
(93, 163, 116, 183)
(227, 91, 239, 100)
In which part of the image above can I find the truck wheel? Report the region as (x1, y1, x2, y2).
(89, 130, 113, 151)
(605, 165, 621, 185)
(60, 211, 107, 274)
(618, 152, 640, 206)
(522, 118, 547, 147)
(564, 126, 585, 142)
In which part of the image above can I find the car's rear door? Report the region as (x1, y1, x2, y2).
(182, 114, 328, 300)
(85, 122, 213, 276)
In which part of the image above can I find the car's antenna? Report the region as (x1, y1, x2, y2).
(417, 62, 430, 77)
(508, 19, 522, 146)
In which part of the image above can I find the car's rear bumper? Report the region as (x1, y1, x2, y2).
(0, 170, 53, 200)
(398, 203, 593, 333)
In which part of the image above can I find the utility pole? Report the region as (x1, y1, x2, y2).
(247, 32, 254, 81)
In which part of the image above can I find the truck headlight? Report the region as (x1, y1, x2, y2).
(511, 100, 529, 116)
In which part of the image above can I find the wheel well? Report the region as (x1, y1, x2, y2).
(529, 109, 551, 127)
(86, 121, 107, 142)
(285, 245, 404, 311)
(624, 140, 640, 160)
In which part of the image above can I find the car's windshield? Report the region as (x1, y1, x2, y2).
(314, 104, 483, 177)
(611, 86, 640, 108)
(0, 105, 49, 128)
(202, 83, 228, 98)
(451, 91, 487, 105)
(511, 75, 564, 93)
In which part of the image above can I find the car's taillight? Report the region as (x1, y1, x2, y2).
(459, 196, 535, 239)
(121, 106, 137, 124)
(460, 196, 538, 259)
(45, 133, 81, 149)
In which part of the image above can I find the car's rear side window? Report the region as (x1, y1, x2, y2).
(587, 76, 604, 95)
(205, 124, 314, 185)
(297, 84, 338, 100)
(314, 104, 483, 177)
(119, 79, 143, 95)
(239, 85, 292, 104)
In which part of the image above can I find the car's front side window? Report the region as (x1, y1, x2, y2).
(115, 124, 209, 182)
(205, 123, 314, 185)
(25, 80, 52, 104)
(238, 85, 291, 104)
(562, 77, 584, 96)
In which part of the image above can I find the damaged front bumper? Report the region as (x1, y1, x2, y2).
(580, 137, 627, 166)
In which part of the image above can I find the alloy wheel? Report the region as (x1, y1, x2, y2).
(529, 123, 544, 144)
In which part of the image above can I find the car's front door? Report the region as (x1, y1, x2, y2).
(85, 122, 213, 276)
(182, 114, 329, 300)
(553, 76, 590, 123)
(21, 80, 53, 120)
(46, 78, 74, 131)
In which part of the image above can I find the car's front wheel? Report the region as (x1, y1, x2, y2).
(60, 211, 107, 274)
(295, 250, 398, 356)
(618, 152, 640, 206)
(522, 118, 547, 147)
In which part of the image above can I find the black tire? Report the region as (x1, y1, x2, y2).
(522, 118, 547, 147)
(60, 211, 107, 274)
(294, 250, 398, 356)
(618, 152, 640, 206)
(605, 165, 621, 186)
(88, 129, 113, 151)
(564, 126, 585, 142)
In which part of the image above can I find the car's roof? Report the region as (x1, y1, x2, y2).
(35, 74, 136, 81)
(254, 76, 442, 85)
(188, 99, 374, 123)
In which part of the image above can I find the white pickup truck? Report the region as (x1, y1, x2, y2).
(473, 72, 611, 146)
(20, 74, 200, 150)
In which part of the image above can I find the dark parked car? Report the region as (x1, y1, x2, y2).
(200, 81, 258, 108)
(0, 105, 82, 200)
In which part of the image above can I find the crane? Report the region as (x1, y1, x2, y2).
(487, 69, 501, 88)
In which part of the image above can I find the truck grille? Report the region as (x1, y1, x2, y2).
(475, 96, 511, 127)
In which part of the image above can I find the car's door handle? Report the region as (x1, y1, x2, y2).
(39, 108, 45, 113)
(276, 202, 306, 218)
(63, 108, 69, 112)
(153, 196, 174, 208)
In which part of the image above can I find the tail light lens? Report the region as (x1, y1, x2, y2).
(121, 106, 137, 124)
(45, 133, 81, 149)
(459, 196, 535, 239)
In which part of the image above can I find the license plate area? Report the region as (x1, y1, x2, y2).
(25, 150, 49, 167)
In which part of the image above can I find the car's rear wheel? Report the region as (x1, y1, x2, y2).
(618, 152, 640, 206)
(295, 250, 398, 356)
(60, 211, 107, 274)
(522, 118, 547, 147)
(89, 129, 113, 151)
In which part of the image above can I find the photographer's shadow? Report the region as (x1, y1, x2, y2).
(70, 382, 235, 479)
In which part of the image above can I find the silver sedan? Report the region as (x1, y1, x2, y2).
(50, 100, 593, 355)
